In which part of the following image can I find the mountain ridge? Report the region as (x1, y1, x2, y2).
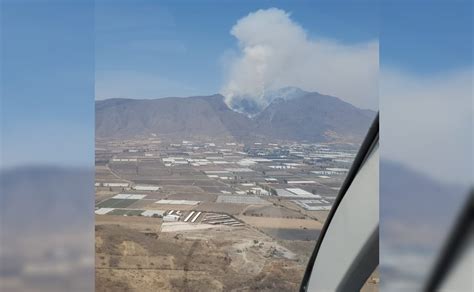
(96, 89, 376, 143)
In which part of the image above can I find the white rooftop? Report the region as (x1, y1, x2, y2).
(155, 199, 200, 205)
(141, 210, 165, 217)
(112, 194, 147, 200)
(95, 208, 114, 215)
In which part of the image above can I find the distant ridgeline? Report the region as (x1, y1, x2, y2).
(95, 88, 375, 143)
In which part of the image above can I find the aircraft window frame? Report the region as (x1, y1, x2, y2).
(336, 226, 379, 291)
(423, 190, 473, 292)
(300, 114, 379, 291)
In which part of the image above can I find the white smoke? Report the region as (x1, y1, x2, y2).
(221, 8, 379, 110)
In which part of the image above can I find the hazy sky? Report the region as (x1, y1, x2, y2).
(380, 1, 472, 186)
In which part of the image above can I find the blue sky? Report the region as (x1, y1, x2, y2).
(381, 0, 472, 74)
(1, 0, 94, 168)
(96, 0, 380, 99)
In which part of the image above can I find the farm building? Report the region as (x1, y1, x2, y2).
(163, 214, 180, 222)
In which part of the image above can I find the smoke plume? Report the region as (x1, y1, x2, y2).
(221, 8, 378, 110)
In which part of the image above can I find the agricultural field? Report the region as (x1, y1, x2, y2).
(95, 139, 358, 291)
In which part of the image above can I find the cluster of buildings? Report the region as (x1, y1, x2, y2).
(96, 139, 359, 225)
